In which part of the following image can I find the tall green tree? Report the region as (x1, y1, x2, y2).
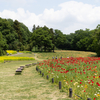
(0, 32, 7, 55)
(54, 29, 66, 49)
(50, 28, 55, 52)
(31, 26, 53, 51)
(32, 24, 36, 32)
(92, 24, 100, 56)
(13, 20, 22, 43)
(71, 29, 91, 50)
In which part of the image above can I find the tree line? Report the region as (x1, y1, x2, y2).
(0, 17, 100, 56)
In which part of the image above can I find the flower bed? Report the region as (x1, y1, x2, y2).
(6, 50, 17, 54)
(37, 57, 100, 100)
(0, 56, 35, 63)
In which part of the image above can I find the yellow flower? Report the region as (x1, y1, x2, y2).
(95, 76, 99, 78)
(84, 84, 88, 88)
(6, 50, 17, 54)
(97, 94, 100, 96)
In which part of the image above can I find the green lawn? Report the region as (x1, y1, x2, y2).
(0, 50, 97, 100)
(36, 50, 97, 59)
(0, 52, 72, 100)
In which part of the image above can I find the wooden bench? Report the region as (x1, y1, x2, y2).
(28, 64, 32, 67)
(15, 68, 22, 75)
(15, 63, 35, 75)
(25, 64, 31, 68)
(32, 63, 37, 66)
(20, 66, 25, 70)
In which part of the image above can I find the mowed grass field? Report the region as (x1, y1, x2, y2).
(37, 50, 97, 59)
(0, 50, 97, 100)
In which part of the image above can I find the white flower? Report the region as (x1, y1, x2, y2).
(77, 85, 80, 87)
(57, 76, 59, 78)
(65, 82, 67, 84)
(74, 82, 78, 85)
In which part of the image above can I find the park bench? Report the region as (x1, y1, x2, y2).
(32, 63, 36, 65)
(28, 64, 32, 67)
(25, 64, 31, 68)
(20, 66, 25, 70)
(15, 68, 22, 75)
(15, 63, 36, 75)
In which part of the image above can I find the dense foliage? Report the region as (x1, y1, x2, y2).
(0, 18, 31, 55)
(0, 17, 100, 56)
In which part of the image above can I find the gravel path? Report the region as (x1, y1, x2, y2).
(8, 52, 23, 56)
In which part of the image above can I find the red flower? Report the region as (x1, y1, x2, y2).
(80, 82, 82, 84)
(93, 76, 95, 78)
(71, 80, 72, 82)
(87, 76, 88, 78)
(88, 82, 90, 84)
(83, 72, 86, 74)
(98, 84, 100, 86)
(96, 82, 99, 85)
(92, 81, 94, 83)
(81, 79, 83, 81)
(83, 69, 85, 71)
(96, 82, 100, 86)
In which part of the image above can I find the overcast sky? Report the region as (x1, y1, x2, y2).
(0, 0, 100, 34)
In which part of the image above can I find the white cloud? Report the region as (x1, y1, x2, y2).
(57, 1, 100, 23)
(0, 10, 17, 19)
(41, 8, 64, 22)
(0, 1, 100, 34)
(0, 8, 44, 31)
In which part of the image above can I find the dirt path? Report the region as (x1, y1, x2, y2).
(34, 53, 45, 61)
(31, 53, 72, 100)
(25, 64, 72, 100)
(8, 52, 23, 56)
